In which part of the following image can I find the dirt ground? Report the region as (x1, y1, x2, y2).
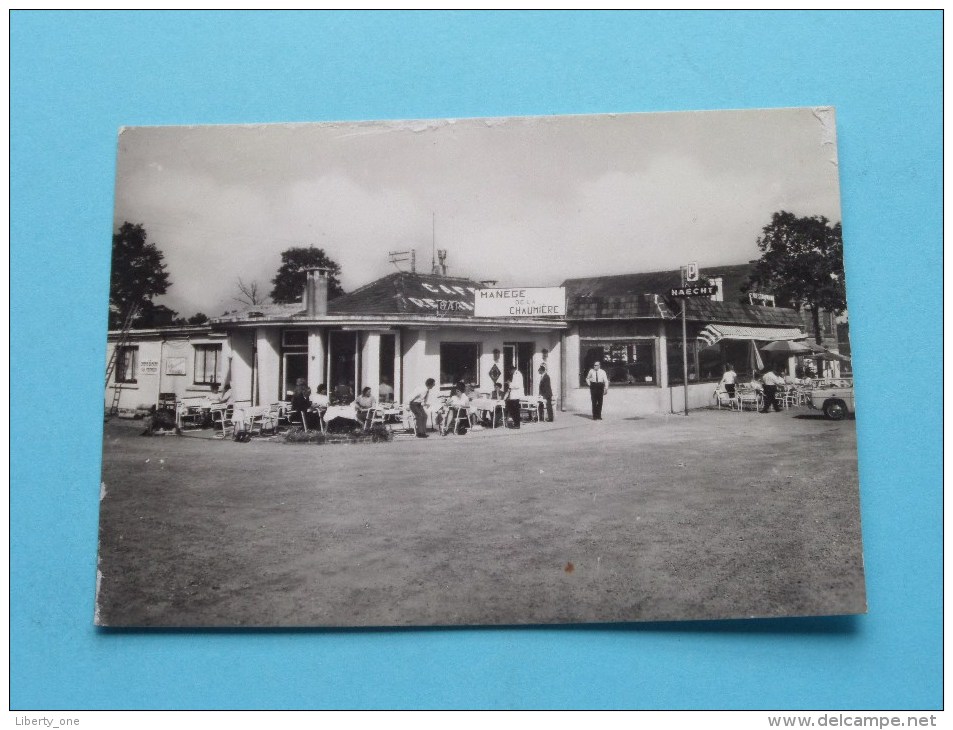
(96, 407, 866, 627)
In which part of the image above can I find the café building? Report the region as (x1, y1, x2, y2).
(559, 264, 828, 415)
(106, 268, 566, 416)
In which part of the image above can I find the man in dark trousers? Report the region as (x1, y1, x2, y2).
(585, 360, 608, 420)
(408, 377, 437, 438)
(537, 365, 554, 422)
(759, 366, 785, 413)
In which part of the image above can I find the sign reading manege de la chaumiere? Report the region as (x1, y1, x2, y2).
(474, 287, 566, 317)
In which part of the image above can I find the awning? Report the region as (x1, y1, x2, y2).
(697, 324, 807, 347)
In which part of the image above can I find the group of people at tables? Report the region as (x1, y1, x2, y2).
(289, 378, 397, 431)
(286, 364, 557, 438)
(407, 364, 555, 438)
(718, 363, 815, 413)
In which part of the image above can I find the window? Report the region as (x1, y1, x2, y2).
(115, 346, 138, 383)
(580, 340, 656, 386)
(194, 344, 221, 385)
(282, 329, 308, 349)
(666, 338, 699, 385)
(668, 338, 725, 385)
(440, 343, 480, 388)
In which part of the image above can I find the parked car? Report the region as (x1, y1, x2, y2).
(808, 381, 855, 420)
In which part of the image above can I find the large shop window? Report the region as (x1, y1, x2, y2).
(666, 338, 699, 386)
(194, 344, 221, 386)
(115, 346, 138, 384)
(440, 343, 480, 388)
(579, 341, 656, 386)
(667, 339, 726, 385)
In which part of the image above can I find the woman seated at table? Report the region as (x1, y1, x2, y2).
(310, 384, 330, 409)
(442, 386, 470, 433)
(354, 387, 376, 422)
(291, 378, 315, 429)
(490, 382, 505, 400)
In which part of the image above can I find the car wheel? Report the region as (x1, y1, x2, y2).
(823, 400, 847, 421)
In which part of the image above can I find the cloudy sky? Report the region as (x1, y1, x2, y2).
(113, 107, 842, 317)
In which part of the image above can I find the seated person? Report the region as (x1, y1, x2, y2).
(331, 383, 354, 405)
(490, 382, 505, 400)
(378, 378, 394, 402)
(444, 387, 470, 433)
(356, 387, 376, 410)
(290, 378, 311, 412)
(449, 386, 470, 408)
(310, 384, 330, 409)
(355, 387, 376, 423)
(290, 378, 316, 429)
(749, 372, 764, 392)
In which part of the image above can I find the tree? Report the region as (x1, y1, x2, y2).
(270, 246, 344, 304)
(136, 302, 178, 328)
(233, 277, 266, 307)
(744, 211, 847, 344)
(187, 312, 209, 325)
(109, 222, 171, 328)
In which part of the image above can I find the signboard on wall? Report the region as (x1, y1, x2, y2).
(474, 287, 566, 317)
(139, 359, 160, 376)
(164, 357, 187, 376)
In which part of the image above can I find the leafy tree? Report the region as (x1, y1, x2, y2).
(744, 211, 847, 344)
(109, 222, 171, 328)
(136, 302, 178, 328)
(270, 246, 344, 304)
(187, 312, 209, 325)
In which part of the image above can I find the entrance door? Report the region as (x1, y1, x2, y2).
(503, 341, 535, 394)
(328, 331, 359, 399)
(282, 353, 309, 401)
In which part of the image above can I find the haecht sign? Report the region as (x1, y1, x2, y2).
(669, 284, 719, 298)
(474, 287, 566, 317)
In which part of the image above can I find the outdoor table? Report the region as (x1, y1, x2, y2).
(471, 398, 506, 428)
(323, 404, 359, 423)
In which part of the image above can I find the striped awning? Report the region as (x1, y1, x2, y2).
(698, 324, 807, 347)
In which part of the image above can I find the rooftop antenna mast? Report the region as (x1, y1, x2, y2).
(431, 211, 437, 274)
(388, 249, 416, 273)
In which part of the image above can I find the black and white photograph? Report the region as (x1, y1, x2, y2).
(96, 108, 865, 627)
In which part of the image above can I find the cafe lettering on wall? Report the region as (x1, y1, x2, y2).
(406, 281, 477, 312)
(474, 287, 566, 317)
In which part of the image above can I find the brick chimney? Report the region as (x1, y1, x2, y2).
(304, 267, 330, 316)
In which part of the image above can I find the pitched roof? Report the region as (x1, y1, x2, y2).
(562, 262, 759, 300)
(328, 272, 484, 317)
(563, 262, 802, 327)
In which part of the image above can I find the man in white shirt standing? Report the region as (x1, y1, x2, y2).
(760, 366, 784, 413)
(585, 360, 609, 420)
(408, 377, 437, 438)
(505, 366, 524, 429)
(719, 363, 738, 399)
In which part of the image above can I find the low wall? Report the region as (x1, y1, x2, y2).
(562, 382, 720, 416)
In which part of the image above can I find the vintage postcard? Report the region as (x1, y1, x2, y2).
(97, 108, 865, 626)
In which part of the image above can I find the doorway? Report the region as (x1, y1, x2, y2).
(281, 353, 309, 400)
(503, 341, 536, 394)
(328, 331, 359, 398)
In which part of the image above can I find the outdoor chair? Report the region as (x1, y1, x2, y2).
(287, 409, 309, 434)
(736, 386, 762, 412)
(712, 388, 738, 411)
(176, 401, 207, 430)
(481, 401, 506, 428)
(364, 406, 386, 431)
(210, 405, 235, 439)
(779, 387, 799, 409)
(519, 399, 540, 423)
(442, 405, 472, 435)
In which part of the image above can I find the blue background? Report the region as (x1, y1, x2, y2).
(10, 11, 942, 709)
